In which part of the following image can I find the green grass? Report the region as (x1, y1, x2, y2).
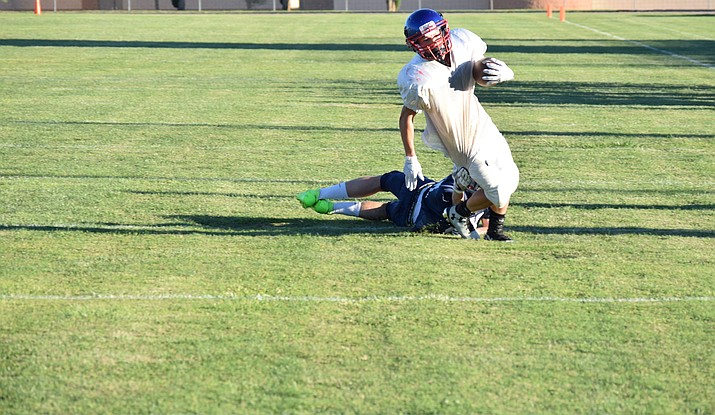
(1, 10, 714, 414)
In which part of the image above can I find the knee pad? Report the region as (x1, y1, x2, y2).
(476, 163, 519, 208)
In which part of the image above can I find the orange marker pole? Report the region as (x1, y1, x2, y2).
(547, 4, 552, 18)
(559, 6, 565, 22)
(34, 0, 42, 14)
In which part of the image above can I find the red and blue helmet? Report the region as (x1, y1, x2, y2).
(404, 8, 452, 66)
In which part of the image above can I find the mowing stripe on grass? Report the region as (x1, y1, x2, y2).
(0, 173, 334, 185)
(0, 223, 397, 234)
(654, 25, 714, 41)
(2, 174, 714, 188)
(565, 20, 714, 69)
(1, 294, 712, 304)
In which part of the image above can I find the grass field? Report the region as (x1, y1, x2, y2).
(1, 10, 714, 414)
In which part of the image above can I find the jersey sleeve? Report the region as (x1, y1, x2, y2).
(397, 63, 428, 113)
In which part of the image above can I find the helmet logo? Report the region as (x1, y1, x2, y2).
(418, 21, 438, 36)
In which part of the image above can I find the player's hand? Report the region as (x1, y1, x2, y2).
(482, 58, 514, 85)
(404, 156, 424, 191)
(452, 166, 474, 192)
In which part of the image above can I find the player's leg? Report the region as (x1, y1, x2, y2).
(298, 172, 401, 221)
(446, 135, 518, 241)
(296, 184, 347, 209)
(451, 183, 515, 242)
(332, 171, 411, 199)
(297, 175, 382, 209)
(357, 201, 388, 220)
(311, 177, 420, 226)
(322, 175, 383, 199)
(307, 200, 387, 220)
(470, 208, 490, 238)
(461, 189, 510, 240)
(345, 176, 383, 198)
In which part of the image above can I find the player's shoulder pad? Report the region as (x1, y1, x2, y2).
(397, 55, 427, 87)
(451, 28, 488, 56)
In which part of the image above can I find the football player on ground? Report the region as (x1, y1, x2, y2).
(398, 8, 519, 241)
(296, 169, 489, 238)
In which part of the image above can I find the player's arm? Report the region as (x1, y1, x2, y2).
(473, 57, 514, 87)
(399, 106, 423, 190)
(399, 106, 418, 156)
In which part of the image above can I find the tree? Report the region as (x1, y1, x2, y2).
(171, 0, 185, 10)
(387, 0, 401, 12)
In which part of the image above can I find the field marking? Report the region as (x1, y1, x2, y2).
(565, 20, 714, 69)
(1, 294, 712, 304)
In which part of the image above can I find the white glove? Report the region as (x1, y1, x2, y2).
(403, 156, 424, 191)
(482, 58, 514, 86)
(452, 166, 474, 192)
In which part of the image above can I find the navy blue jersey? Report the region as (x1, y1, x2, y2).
(380, 171, 455, 232)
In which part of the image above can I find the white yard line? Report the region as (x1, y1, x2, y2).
(1, 293, 712, 304)
(565, 20, 714, 69)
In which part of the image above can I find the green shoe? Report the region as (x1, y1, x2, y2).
(297, 189, 320, 208)
(312, 199, 334, 215)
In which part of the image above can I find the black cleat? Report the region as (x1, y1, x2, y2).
(485, 212, 513, 242)
(485, 231, 513, 242)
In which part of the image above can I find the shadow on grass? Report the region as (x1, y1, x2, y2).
(1, 174, 712, 198)
(172, 215, 715, 238)
(10, 119, 398, 133)
(515, 202, 715, 211)
(0, 39, 407, 51)
(1, 215, 712, 238)
(491, 39, 715, 63)
(478, 81, 714, 107)
(171, 215, 400, 236)
(281, 78, 714, 108)
(2, 39, 712, 62)
(0, 216, 401, 237)
(502, 131, 715, 139)
(510, 225, 714, 238)
(518, 187, 715, 195)
(125, 191, 711, 209)
(7, 77, 712, 108)
(12, 120, 714, 139)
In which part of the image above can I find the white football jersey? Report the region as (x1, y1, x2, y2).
(397, 28, 502, 168)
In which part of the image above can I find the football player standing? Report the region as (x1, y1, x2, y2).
(398, 9, 519, 241)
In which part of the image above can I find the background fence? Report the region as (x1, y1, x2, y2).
(1, 0, 713, 12)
